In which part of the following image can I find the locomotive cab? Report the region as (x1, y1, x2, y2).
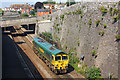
(51, 52, 69, 73)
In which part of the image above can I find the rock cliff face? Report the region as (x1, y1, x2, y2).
(39, 2, 119, 78)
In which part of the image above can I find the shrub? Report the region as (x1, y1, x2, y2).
(88, 18, 92, 25)
(100, 6, 108, 16)
(60, 15, 64, 20)
(65, 45, 67, 49)
(115, 35, 120, 40)
(75, 9, 82, 15)
(85, 66, 101, 79)
(101, 17, 103, 20)
(56, 16, 58, 19)
(113, 8, 118, 15)
(118, 11, 120, 19)
(72, 11, 75, 15)
(65, 12, 71, 15)
(73, 56, 79, 64)
(50, 16, 52, 21)
(82, 5, 85, 8)
(56, 23, 59, 26)
(42, 32, 52, 39)
(42, 16, 45, 19)
(80, 14, 83, 18)
(20, 13, 29, 17)
(109, 7, 113, 16)
(95, 19, 100, 27)
(99, 31, 104, 36)
(18, 11, 21, 14)
(48, 15, 49, 17)
(107, 5, 109, 8)
(36, 20, 38, 22)
(75, 52, 77, 56)
(91, 49, 96, 56)
(104, 24, 107, 28)
(78, 42, 80, 46)
(119, 1, 120, 5)
(113, 15, 118, 22)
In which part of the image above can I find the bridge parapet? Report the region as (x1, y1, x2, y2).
(1, 17, 37, 27)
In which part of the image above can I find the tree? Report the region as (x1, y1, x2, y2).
(43, 1, 56, 4)
(66, 0, 76, 6)
(2, 10, 4, 16)
(0, 8, 4, 16)
(30, 9, 35, 16)
(34, 2, 44, 9)
(18, 11, 21, 14)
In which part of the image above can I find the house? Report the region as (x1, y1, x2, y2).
(54, 4, 67, 10)
(37, 9, 56, 16)
(43, 4, 55, 9)
(3, 3, 34, 15)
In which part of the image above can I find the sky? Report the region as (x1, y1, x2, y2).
(0, 0, 119, 9)
(0, 0, 85, 9)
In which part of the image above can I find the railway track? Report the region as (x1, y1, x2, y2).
(11, 25, 81, 79)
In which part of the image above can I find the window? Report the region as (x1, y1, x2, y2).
(52, 56, 54, 60)
(55, 56, 61, 61)
(62, 56, 67, 60)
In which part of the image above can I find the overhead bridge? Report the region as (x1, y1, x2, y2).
(1, 17, 37, 27)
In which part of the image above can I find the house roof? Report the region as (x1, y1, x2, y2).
(37, 9, 49, 12)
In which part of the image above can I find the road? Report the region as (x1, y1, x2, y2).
(2, 33, 28, 78)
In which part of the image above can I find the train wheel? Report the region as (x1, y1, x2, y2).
(64, 69, 67, 73)
(54, 70, 58, 74)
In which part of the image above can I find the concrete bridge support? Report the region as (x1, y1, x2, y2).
(27, 24, 29, 30)
(35, 23, 39, 35)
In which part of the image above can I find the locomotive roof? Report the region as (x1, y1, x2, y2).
(33, 37, 67, 55)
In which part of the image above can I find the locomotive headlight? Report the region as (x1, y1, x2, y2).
(55, 64, 58, 67)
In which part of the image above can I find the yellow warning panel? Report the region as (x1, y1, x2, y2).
(39, 47, 44, 53)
